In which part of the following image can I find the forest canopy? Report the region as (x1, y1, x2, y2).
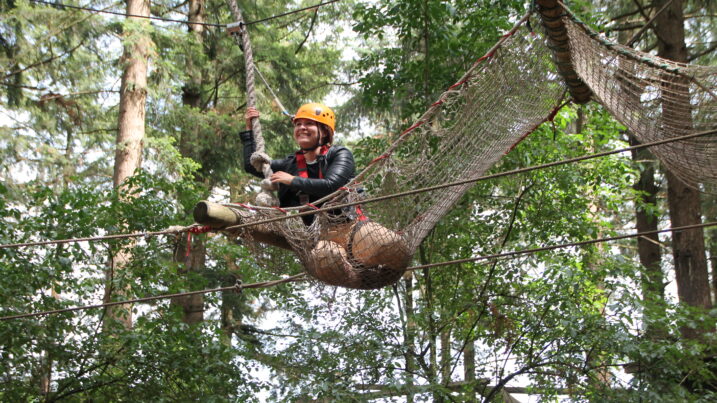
(1, 0, 716, 401)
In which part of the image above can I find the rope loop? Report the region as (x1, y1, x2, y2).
(189, 225, 212, 234)
(239, 203, 255, 211)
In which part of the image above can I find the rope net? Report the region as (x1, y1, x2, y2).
(565, 17, 717, 185)
(220, 13, 717, 290)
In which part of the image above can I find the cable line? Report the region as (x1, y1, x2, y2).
(0, 129, 714, 250)
(28, 0, 340, 28)
(29, 0, 224, 27)
(0, 226, 195, 250)
(407, 221, 717, 271)
(0, 274, 306, 321)
(4, 222, 715, 322)
(241, 0, 341, 26)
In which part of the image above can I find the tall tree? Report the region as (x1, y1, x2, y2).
(654, 0, 712, 338)
(105, 0, 152, 329)
(169, 0, 208, 325)
(614, 10, 665, 334)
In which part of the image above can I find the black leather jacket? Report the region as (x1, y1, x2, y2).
(240, 130, 355, 217)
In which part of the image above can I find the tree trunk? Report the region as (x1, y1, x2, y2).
(104, 0, 151, 330)
(630, 134, 665, 320)
(404, 272, 415, 403)
(173, 0, 207, 325)
(221, 256, 243, 344)
(182, 0, 205, 109)
(609, 18, 667, 339)
(440, 328, 451, 384)
(706, 197, 717, 304)
(463, 338, 476, 400)
(654, 0, 712, 338)
(420, 246, 440, 401)
(170, 232, 205, 324)
(582, 121, 611, 387)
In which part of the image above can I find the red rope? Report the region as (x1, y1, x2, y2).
(369, 153, 391, 165)
(188, 225, 212, 234)
(448, 77, 471, 89)
(306, 203, 320, 210)
(399, 120, 426, 138)
(186, 232, 192, 257)
(272, 206, 288, 214)
(504, 101, 568, 155)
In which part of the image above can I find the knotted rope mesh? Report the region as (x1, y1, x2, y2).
(224, 14, 717, 289)
(565, 17, 717, 185)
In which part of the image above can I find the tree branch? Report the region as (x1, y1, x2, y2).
(689, 42, 717, 62)
(3, 41, 85, 80)
(295, 7, 319, 54)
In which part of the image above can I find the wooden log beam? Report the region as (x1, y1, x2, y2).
(193, 201, 292, 250)
(193, 200, 240, 227)
(536, 0, 592, 104)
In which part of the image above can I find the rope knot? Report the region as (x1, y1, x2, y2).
(250, 151, 272, 172)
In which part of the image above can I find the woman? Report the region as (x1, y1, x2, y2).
(240, 103, 355, 225)
(240, 103, 410, 289)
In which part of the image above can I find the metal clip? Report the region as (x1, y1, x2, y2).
(226, 21, 245, 35)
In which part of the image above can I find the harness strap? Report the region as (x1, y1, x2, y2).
(295, 145, 368, 222)
(296, 145, 330, 179)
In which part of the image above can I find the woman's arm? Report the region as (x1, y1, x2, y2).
(240, 130, 264, 178)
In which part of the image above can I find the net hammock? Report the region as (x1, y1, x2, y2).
(198, 5, 717, 290)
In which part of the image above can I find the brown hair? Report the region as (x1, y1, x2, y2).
(318, 123, 334, 146)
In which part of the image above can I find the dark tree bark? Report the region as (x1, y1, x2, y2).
(630, 135, 665, 317)
(172, 0, 207, 325)
(170, 232, 205, 324)
(654, 0, 712, 339)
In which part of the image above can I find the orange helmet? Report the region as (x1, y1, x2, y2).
(293, 103, 335, 132)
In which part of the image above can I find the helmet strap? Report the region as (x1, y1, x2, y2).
(300, 139, 321, 153)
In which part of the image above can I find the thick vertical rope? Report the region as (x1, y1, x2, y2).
(227, 0, 278, 206)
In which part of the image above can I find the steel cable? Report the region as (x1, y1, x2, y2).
(3, 223, 715, 322)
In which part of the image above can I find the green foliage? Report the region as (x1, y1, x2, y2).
(1, 0, 716, 400)
(347, 0, 524, 132)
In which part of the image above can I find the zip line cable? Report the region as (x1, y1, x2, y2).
(28, 0, 223, 27)
(240, 0, 341, 26)
(407, 221, 717, 271)
(3, 222, 715, 322)
(0, 226, 196, 250)
(0, 274, 307, 322)
(28, 0, 340, 28)
(0, 128, 715, 250)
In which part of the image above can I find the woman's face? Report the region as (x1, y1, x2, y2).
(293, 118, 320, 149)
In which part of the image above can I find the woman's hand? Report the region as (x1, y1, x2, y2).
(245, 107, 260, 130)
(270, 171, 295, 185)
